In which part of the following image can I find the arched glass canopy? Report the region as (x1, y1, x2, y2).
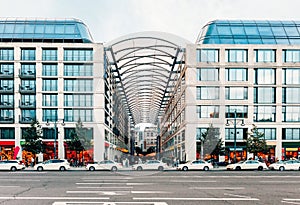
(105, 32, 190, 125)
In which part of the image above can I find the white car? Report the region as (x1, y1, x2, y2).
(0, 160, 25, 171)
(226, 160, 268, 171)
(86, 160, 122, 171)
(132, 160, 168, 171)
(269, 160, 300, 171)
(34, 159, 70, 171)
(177, 160, 213, 171)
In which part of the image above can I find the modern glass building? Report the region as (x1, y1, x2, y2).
(0, 18, 299, 164)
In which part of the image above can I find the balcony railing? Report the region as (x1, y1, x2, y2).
(0, 101, 13, 108)
(19, 85, 36, 93)
(0, 86, 14, 93)
(19, 100, 36, 108)
(19, 71, 36, 79)
(0, 116, 14, 123)
(19, 116, 35, 124)
(0, 71, 13, 78)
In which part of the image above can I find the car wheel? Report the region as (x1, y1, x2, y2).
(258, 166, 263, 171)
(235, 166, 241, 171)
(59, 166, 66, 171)
(111, 166, 118, 172)
(37, 166, 43, 171)
(182, 166, 188, 171)
(158, 166, 164, 171)
(203, 166, 209, 171)
(10, 166, 17, 172)
(137, 166, 143, 171)
(89, 166, 95, 171)
(279, 166, 285, 171)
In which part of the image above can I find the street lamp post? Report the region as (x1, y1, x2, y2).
(46, 119, 65, 159)
(226, 110, 245, 163)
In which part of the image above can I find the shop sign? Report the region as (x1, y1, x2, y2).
(286, 148, 298, 151)
(229, 148, 243, 151)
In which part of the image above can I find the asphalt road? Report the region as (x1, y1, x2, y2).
(0, 169, 299, 205)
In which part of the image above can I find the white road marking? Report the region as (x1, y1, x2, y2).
(282, 201, 300, 205)
(82, 179, 129, 182)
(0, 196, 109, 200)
(0, 179, 40, 181)
(81, 177, 133, 180)
(77, 186, 134, 189)
(0, 186, 20, 188)
(283, 199, 300, 202)
(260, 181, 300, 183)
(53, 202, 168, 205)
(133, 197, 259, 201)
(76, 183, 153, 186)
(224, 193, 250, 198)
(67, 190, 170, 195)
(152, 175, 300, 178)
(171, 180, 216, 183)
(190, 187, 245, 190)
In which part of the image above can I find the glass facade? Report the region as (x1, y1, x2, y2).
(64, 64, 93, 76)
(225, 87, 248, 100)
(42, 79, 58, 91)
(257, 128, 276, 140)
(196, 86, 219, 100)
(254, 87, 276, 103)
(282, 88, 300, 103)
(42, 109, 58, 121)
(197, 68, 218, 81)
(198, 20, 300, 45)
(21, 48, 36, 61)
(196, 49, 219, 62)
(0, 94, 13, 106)
(283, 68, 300, 84)
(282, 106, 300, 122)
(42, 64, 58, 76)
(225, 68, 247, 81)
(255, 49, 276, 62)
(225, 49, 247, 62)
(42, 48, 57, 61)
(42, 94, 58, 107)
(254, 106, 276, 122)
(64, 49, 93, 61)
(64, 109, 93, 122)
(196, 105, 219, 118)
(0, 48, 14, 60)
(254, 68, 275, 84)
(0, 64, 14, 75)
(225, 105, 248, 118)
(64, 94, 93, 107)
(0, 19, 93, 43)
(21, 64, 36, 75)
(283, 128, 300, 140)
(0, 128, 14, 139)
(225, 128, 245, 140)
(64, 79, 93, 92)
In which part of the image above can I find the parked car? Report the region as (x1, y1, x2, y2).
(132, 160, 168, 171)
(226, 160, 268, 171)
(177, 160, 213, 171)
(86, 160, 122, 171)
(269, 160, 300, 171)
(34, 159, 70, 171)
(0, 160, 25, 171)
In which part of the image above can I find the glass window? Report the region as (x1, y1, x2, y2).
(42, 128, 57, 139)
(43, 94, 58, 106)
(0, 64, 14, 75)
(21, 80, 35, 91)
(282, 106, 300, 122)
(21, 109, 36, 122)
(44, 24, 55, 34)
(42, 79, 58, 91)
(64, 49, 93, 61)
(64, 64, 93, 76)
(196, 105, 219, 118)
(4, 24, 15, 33)
(21, 95, 35, 106)
(64, 109, 93, 122)
(283, 68, 300, 84)
(0, 94, 13, 106)
(282, 88, 300, 104)
(225, 87, 248, 100)
(21, 48, 36, 61)
(197, 68, 219, 81)
(225, 68, 247, 81)
(217, 25, 232, 35)
(283, 128, 300, 140)
(0, 48, 14, 61)
(42, 49, 57, 61)
(42, 109, 57, 121)
(0, 79, 14, 90)
(42, 64, 58, 76)
(64, 79, 93, 92)
(257, 128, 276, 140)
(255, 49, 276, 62)
(64, 94, 93, 107)
(254, 106, 276, 122)
(225, 128, 245, 140)
(21, 64, 36, 75)
(196, 127, 220, 141)
(225, 106, 248, 118)
(0, 109, 14, 122)
(197, 49, 219, 62)
(254, 87, 276, 103)
(225, 49, 248, 62)
(196, 86, 219, 100)
(64, 128, 75, 140)
(282, 50, 300, 62)
(254, 68, 275, 84)
(0, 128, 14, 139)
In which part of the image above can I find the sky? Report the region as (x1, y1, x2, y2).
(1, 0, 300, 43)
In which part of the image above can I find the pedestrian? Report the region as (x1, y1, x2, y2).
(31, 156, 35, 167)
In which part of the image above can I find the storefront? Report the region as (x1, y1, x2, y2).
(282, 142, 300, 160)
(0, 141, 15, 160)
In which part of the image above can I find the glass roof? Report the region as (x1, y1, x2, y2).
(105, 32, 190, 125)
(0, 18, 93, 43)
(197, 20, 300, 44)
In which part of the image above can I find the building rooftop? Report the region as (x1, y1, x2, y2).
(0, 18, 93, 43)
(197, 20, 300, 44)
